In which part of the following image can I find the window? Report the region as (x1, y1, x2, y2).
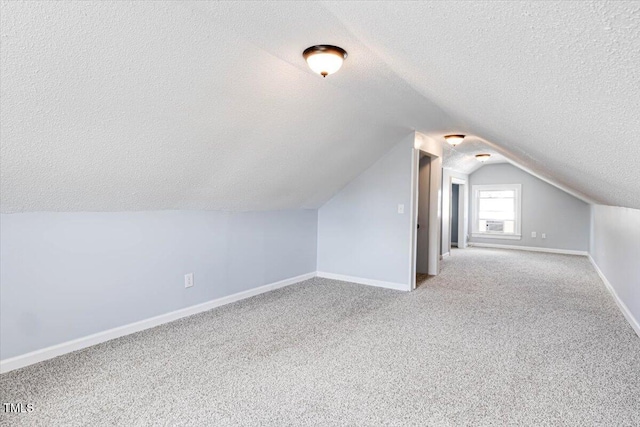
(472, 184, 521, 240)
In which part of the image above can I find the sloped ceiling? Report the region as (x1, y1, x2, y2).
(442, 137, 509, 176)
(326, 1, 640, 209)
(1, 1, 639, 212)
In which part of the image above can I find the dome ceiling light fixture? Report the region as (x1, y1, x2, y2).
(444, 134, 466, 146)
(303, 45, 348, 78)
(475, 153, 491, 162)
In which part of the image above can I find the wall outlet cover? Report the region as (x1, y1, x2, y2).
(397, 204, 405, 214)
(531, 231, 537, 238)
(184, 273, 194, 288)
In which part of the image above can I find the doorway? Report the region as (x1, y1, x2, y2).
(448, 176, 467, 252)
(409, 133, 444, 291)
(451, 183, 460, 248)
(416, 154, 430, 275)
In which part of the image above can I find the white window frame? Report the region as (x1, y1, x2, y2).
(471, 184, 522, 240)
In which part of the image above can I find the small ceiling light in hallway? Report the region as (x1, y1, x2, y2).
(444, 134, 465, 146)
(475, 154, 491, 162)
(303, 45, 348, 77)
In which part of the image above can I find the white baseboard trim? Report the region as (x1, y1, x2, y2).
(316, 271, 410, 292)
(588, 255, 640, 339)
(469, 242, 588, 256)
(0, 272, 316, 374)
(442, 252, 450, 259)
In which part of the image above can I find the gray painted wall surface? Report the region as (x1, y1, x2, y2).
(0, 210, 317, 359)
(469, 164, 590, 251)
(590, 205, 640, 332)
(317, 134, 414, 286)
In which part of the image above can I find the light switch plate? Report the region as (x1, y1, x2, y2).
(397, 204, 405, 214)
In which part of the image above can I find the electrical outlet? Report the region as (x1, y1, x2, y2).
(184, 273, 194, 288)
(397, 204, 405, 214)
(531, 231, 537, 238)
(542, 233, 546, 239)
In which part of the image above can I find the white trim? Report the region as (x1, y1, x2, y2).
(408, 147, 419, 290)
(316, 271, 410, 292)
(412, 133, 443, 281)
(428, 154, 443, 276)
(457, 180, 467, 249)
(0, 272, 316, 374)
(472, 233, 522, 240)
(471, 183, 522, 239)
(469, 242, 588, 256)
(442, 252, 450, 258)
(588, 255, 640, 338)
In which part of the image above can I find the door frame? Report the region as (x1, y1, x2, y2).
(409, 139, 443, 290)
(451, 177, 467, 249)
(415, 153, 431, 276)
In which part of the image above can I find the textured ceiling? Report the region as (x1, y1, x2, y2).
(1, 1, 639, 212)
(442, 137, 508, 176)
(326, 1, 640, 208)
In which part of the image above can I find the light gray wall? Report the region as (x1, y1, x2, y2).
(317, 133, 414, 287)
(0, 209, 317, 359)
(469, 163, 590, 251)
(590, 205, 640, 333)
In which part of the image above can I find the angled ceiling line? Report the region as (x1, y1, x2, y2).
(323, 4, 601, 205)
(472, 136, 599, 205)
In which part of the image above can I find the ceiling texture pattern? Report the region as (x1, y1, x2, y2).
(1, 1, 639, 212)
(442, 137, 509, 177)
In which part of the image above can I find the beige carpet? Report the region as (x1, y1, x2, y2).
(1, 248, 639, 426)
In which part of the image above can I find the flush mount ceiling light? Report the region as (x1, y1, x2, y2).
(303, 45, 348, 77)
(444, 134, 466, 146)
(475, 154, 491, 162)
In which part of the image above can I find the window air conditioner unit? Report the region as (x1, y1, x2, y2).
(486, 220, 504, 232)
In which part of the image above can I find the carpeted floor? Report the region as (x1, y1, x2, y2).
(1, 248, 639, 426)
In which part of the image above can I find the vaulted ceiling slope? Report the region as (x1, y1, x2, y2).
(1, 1, 638, 212)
